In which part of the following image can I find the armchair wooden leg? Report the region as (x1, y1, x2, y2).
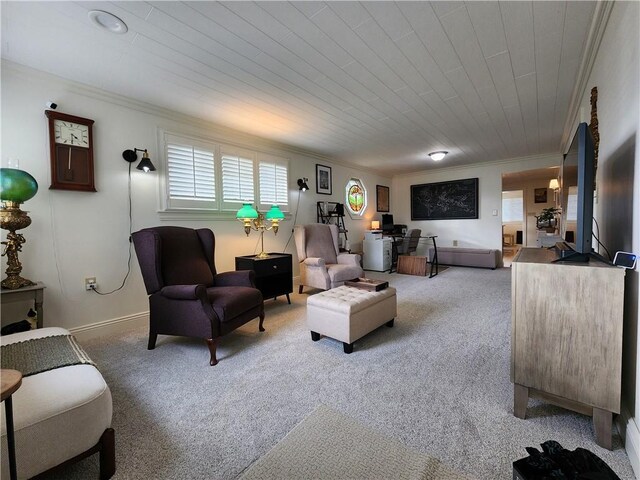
(206, 338, 218, 366)
(298, 285, 303, 294)
(259, 313, 265, 332)
(148, 332, 157, 350)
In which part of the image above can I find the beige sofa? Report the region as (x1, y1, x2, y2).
(429, 247, 498, 269)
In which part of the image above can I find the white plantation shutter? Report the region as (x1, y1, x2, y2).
(160, 133, 290, 215)
(164, 134, 217, 210)
(167, 145, 215, 199)
(258, 156, 288, 211)
(221, 146, 255, 210)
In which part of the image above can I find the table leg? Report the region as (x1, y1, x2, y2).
(593, 407, 612, 450)
(514, 384, 529, 419)
(35, 289, 44, 328)
(429, 237, 439, 278)
(5, 396, 17, 480)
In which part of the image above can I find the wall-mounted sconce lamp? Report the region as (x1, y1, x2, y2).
(236, 203, 285, 258)
(371, 220, 380, 230)
(428, 151, 448, 161)
(297, 178, 309, 191)
(549, 179, 560, 191)
(122, 148, 156, 172)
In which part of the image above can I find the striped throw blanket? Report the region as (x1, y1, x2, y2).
(1, 334, 96, 377)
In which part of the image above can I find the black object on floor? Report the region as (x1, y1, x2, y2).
(1, 320, 31, 336)
(513, 440, 620, 479)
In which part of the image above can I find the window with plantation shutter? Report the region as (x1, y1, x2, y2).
(220, 146, 255, 210)
(164, 134, 217, 210)
(258, 154, 288, 211)
(160, 131, 290, 216)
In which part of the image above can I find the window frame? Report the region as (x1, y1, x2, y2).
(158, 130, 290, 217)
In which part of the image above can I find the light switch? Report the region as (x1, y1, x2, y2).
(492, 209, 498, 216)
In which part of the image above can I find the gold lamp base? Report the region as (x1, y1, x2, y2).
(1, 202, 35, 290)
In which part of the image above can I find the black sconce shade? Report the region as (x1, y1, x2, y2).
(297, 178, 309, 191)
(122, 148, 155, 172)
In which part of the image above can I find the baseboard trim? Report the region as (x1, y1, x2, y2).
(618, 404, 640, 477)
(69, 311, 148, 342)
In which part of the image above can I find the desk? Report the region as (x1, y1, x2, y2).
(0, 282, 45, 328)
(1, 369, 23, 480)
(422, 235, 439, 278)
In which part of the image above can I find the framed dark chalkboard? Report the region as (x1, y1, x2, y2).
(411, 178, 479, 220)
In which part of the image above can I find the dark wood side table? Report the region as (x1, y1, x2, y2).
(1, 369, 23, 480)
(0, 282, 45, 328)
(235, 253, 293, 304)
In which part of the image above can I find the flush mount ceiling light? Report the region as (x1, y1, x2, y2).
(428, 151, 448, 162)
(88, 10, 128, 34)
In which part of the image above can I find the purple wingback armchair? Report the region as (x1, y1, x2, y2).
(131, 226, 265, 366)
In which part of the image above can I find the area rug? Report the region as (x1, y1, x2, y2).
(239, 405, 472, 480)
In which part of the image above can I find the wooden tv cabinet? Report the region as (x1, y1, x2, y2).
(511, 248, 625, 449)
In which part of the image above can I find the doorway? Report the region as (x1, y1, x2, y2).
(501, 167, 560, 266)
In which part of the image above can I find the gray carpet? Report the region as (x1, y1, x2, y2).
(41, 267, 635, 479)
(240, 405, 471, 480)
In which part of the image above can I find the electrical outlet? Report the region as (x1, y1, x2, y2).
(85, 277, 97, 291)
(453, 240, 458, 247)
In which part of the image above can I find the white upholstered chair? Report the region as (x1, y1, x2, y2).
(294, 224, 363, 293)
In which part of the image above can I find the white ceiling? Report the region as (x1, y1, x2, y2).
(1, 1, 595, 174)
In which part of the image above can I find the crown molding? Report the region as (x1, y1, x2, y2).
(3, 60, 392, 176)
(560, 1, 615, 152)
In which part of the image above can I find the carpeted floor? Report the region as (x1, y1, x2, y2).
(43, 267, 635, 479)
(240, 405, 471, 479)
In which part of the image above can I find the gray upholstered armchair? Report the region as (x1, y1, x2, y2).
(294, 224, 363, 293)
(131, 226, 265, 366)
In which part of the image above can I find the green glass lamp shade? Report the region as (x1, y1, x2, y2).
(236, 203, 258, 220)
(265, 204, 285, 220)
(0, 168, 38, 203)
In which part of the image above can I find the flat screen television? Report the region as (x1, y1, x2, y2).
(382, 214, 394, 233)
(558, 122, 595, 260)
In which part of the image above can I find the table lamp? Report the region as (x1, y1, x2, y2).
(371, 220, 380, 230)
(0, 168, 38, 289)
(236, 203, 285, 258)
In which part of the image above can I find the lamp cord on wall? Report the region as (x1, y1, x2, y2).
(283, 189, 302, 253)
(90, 162, 133, 295)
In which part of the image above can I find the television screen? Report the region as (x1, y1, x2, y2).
(382, 214, 394, 232)
(560, 122, 595, 256)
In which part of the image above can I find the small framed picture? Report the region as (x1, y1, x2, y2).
(376, 185, 390, 212)
(534, 188, 548, 204)
(316, 164, 332, 195)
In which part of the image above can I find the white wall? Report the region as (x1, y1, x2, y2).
(391, 154, 562, 260)
(568, 1, 640, 473)
(0, 62, 390, 333)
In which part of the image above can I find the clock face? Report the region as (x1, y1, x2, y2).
(54, 119, 90, 148)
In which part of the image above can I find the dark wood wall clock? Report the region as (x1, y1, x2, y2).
(45, 110, 96, 191)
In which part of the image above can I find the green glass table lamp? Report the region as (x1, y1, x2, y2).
(0, 168, 38, 289)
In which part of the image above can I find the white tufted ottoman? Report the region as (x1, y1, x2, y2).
(306, 285, 397, 353)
